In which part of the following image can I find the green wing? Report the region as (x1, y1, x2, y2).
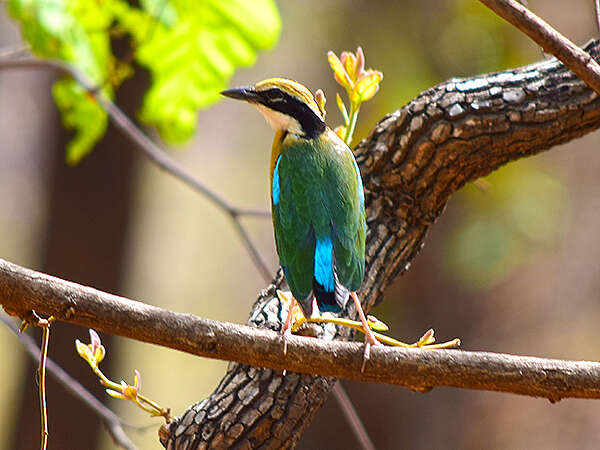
(272, 130, 366, 314)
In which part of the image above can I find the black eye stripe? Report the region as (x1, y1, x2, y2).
(265, 89, 285, 102)
(258, 87, 326, 138)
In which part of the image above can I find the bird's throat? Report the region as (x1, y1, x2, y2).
(254, 103, 305, 136)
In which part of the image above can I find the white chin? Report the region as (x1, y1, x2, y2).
(254, 104, 304, 135)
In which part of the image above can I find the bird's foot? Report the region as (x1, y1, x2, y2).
(349, 292, 385, 373)
(280, 303, 295, 357)
(277, 290, 305, 356)
(282, 325, 292, 356)
(360, 324, 383, 373)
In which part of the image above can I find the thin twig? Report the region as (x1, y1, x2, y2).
(0, 45, 29, 58)
(94, 79, 274, 279)
(332, 382, 376, 450)
(37, 314, 52, 450)
(595, 0, 600, 36)
(479, 0, 600, 95)
(0, 56, 272, 281)
(229, 217, 272, 281)
(0, 315, 139, 450)
(0, 54, 270, 222)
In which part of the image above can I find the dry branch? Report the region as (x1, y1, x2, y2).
(479, 0, 600, 94)
(2, 257, 600, 403)
(0, 58, 272, 282)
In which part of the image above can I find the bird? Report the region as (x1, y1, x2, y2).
(221, 77, 380, 366)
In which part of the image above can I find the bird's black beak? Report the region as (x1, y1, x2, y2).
(220, 86, 259, 102)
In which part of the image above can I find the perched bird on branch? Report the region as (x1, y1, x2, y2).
(222, 78, 380, 364)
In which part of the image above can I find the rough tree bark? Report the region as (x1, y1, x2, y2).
(161, 40, 600, 449)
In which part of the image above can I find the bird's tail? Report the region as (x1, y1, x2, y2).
(313, 273, 349, 313)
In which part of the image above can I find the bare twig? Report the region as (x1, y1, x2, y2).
(596, 0, 600, 36)
(36, 314, 53, 450)
(479, 0, 600, 95)
(0, 45, 29, 58)
(0, 315, 138, 450)
(0, 56, 272, 281)
(332, 383, 376, 450)
(0, 56, 264, 217)
(2, 258, 600, 402)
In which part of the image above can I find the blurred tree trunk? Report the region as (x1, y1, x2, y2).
(10, 68, 146, 449)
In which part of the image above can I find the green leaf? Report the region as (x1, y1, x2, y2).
(114, 0, 282, 142)
(140, 0, 178, 27)
(9, 0, 115, 161)
(52, 79, 107, 165)
(9, 0, 281, 159)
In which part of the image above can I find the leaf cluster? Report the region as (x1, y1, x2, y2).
(7, 0, 281, 163)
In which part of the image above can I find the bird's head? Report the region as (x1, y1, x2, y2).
(221, 78, 326, 138)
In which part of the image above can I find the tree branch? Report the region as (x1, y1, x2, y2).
(479, 0, 600, 94)
(2, 257, 600, 403)
(0, 56, 272, 282)
(331, 383, 375, 450)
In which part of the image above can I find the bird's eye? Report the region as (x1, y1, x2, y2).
(266, 90, 285, 102)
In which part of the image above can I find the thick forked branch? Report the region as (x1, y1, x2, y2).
(161, 40, 600, 448)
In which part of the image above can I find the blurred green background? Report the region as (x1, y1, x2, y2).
(2, 1, 600, 449)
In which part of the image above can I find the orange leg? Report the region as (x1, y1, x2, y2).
(350, 291, 381, 372)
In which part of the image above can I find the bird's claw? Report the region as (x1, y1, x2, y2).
(279, 292, 298, 357)
(361, 343, 370, 373)
(282, 328, 292, 356)
(360, 330, 382, 373)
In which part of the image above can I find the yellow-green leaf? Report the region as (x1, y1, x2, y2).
(115, 0, 282, 142)
(336, 93, 349, 126)
(75, 339, 94, 364)
(9, 0, 281, 157)
(342, 51, 357, 81)
(106, 389, 126, 399)
(328, 51, 352, 90)
(352, 71, 383, 105)
(52, 80, 107, 165)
